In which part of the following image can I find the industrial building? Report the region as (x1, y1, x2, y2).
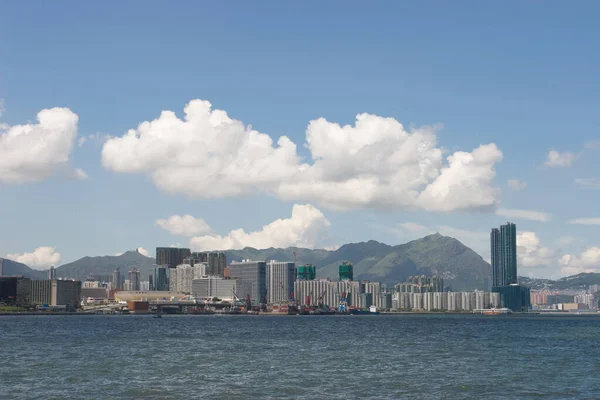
(266, 261, 295, 304)
(229, 260, 266, 304)
(30, 279, 82, 310)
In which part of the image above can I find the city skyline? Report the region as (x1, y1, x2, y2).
(1, 2, 600, 280)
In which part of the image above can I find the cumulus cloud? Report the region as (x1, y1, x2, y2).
(517, 232, 556, 268)
(189, 204, 331, 251)
(0, 107, 79, 184)
(544, 150, 575, 168)
(496, 208, 550, 222)
(574, 178, 600, 189)
(77, 133, 110, 148)
(568, 218, 600, 225)
(102, 99, 503, 212)
(6, 246, 61, 270)
(560, 247, 600, 275)
(508, 179, 526, 191)
(156, 214, 213, 236)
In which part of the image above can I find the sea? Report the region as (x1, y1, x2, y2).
(1, 314, 599, 399)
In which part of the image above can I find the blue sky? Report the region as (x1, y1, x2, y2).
(1, 1, 599, 277)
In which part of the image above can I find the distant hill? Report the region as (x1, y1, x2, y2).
(225, 234, 490, 291)
(519, 273, 600, 292)
(54, 250, 156, 281)
(0, 258, 46, 279)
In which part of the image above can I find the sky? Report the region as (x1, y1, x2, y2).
(0, 1, 599, 278)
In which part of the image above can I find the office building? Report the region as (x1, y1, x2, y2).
(30, 279, 81, 310)
(128, 268, 141, 291)
(191, 276, 252, 302)
(153, 267, 170, 291)
(491, 222, 530, 311)
(229, 261, 266, 304)
(112, 268, 121, 291)
(266, 261, 295, 304)
(156, 247, 191, 269)
(0, 277, 31, 306)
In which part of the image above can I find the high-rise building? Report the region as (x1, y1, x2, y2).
(112, 268, 121, 290)
(191, 276, 252, 302)
(128, 268, 141, 291)
(30, 279, 81, 310)
(296, 264, 316, 280)
(207, 252, 226, 276)
(156, 247, 191, 269)
(490, 222, 530, 311)
(266, 261, 295, 304)
(48, 266, 56, 280)
(153, 267, 169, 291)
(0, 259, 3, 277)
(229, 261, 266, 304)
(339, 262, 353, 281)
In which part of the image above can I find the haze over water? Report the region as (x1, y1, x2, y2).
(1, 314, 599, 399)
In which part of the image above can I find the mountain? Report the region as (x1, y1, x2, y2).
(1, 235, 492, 290)
(519, 273, 600, 291)
(225, 234, 489, 291)
(0, 258, 46, 279)
(54, 250, 156, 281)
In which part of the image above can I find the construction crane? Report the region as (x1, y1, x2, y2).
(339, 291, 348, 313)
(317, 289, 327, 309)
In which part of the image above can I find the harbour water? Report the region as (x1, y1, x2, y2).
(1, 314, 600, 399)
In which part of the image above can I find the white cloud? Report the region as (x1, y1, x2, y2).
(77, 133, 110, 148)
(544, 150, 575, 168)
(0, 107, 79, 184)
(136, 247, 150, 257)
(517, 232, 556, 268)
(102, 99, 503, 212)
(560, 247, 600, 275)
(156, 214, 213, 236)
(397, 222, 432, 235)
(6, 246, 61, 270)
(507, 179, 526, 191)
(189, 204, 331, 251)
(574, 178, 600, 189)
(69, 168, 88, 180)
(557, 236, 577, 246)
(0, 99, 4, 118)
(568, 218, 600, 225)
(496, 208, 550, 222)
(585, 140, 600, 150)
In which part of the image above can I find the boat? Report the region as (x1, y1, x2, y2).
(153, 313, 162, 318)
(475, 308, 512, 315)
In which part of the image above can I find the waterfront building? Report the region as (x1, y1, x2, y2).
(491, 222, 530, 311)
(423, 292, 433, 311)
(112, 268, 121, 291)
(0, 277, 31, 306)
(229, 260, 267, 304)
(410, 293, 423, 310)
(294, 279, 339, 307)
(460, 292, 475, 311)
(266, 261, 295, 304)
(191, 276, 252, 302)
(433, 292, 448, 310)
(574, 293, 595, 309)
(128, 268, 141, 291)
(376, 293, 392, 310)
(30, 279, 81, 309)
(156, 247, 191, 269)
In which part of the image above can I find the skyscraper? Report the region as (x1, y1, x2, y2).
(490, 222, 530, 311)
(156, 247, 191, 269)
(153, 267, 169, 291)
(48, 266, 56, 280)
(128, 268, 140, 291)
(266, 261, 295, 303)
(112, 268, 121, 290)
(491, 223, 517, 287)
(229, 261, 266, 304)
